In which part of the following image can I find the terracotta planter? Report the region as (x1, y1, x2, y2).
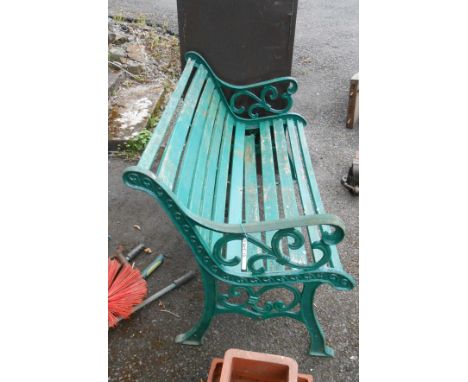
(207, 361, 313, 382)
(219, 349, 298, 382)
(207, 350, 313, 382)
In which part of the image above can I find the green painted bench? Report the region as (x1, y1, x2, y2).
(123, 51, 355, 357)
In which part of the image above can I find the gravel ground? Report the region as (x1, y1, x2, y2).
(108, 0, 358, 381)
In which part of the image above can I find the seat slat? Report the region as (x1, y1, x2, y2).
(226, 121, 246, 273)
(174, 78, 216, 206)
(272, 119, 308, 265)
(188, 92, 221, 213)
(286, 119, 323, 264)
(200, 104, 228, 243)
(259, 121, 283, 273)
(244, 134, 261, 272)
(210, 114, 235, 249)
(157, 65, 208, 189)
(139, 58, 196, 170)
(296, 120, 342, 269)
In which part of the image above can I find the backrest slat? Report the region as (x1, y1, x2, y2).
(187, 92, 221, 213)
(225, 121, 246, 271)
(139, 58, 196, 170)
(244, 134, 261, 271)
(174, 77, 216, 205)
(157, 65, 208, 189)
(259, 120, 282, 272)
(286, 118, 322, 265)
(199, 103, 228, 244)
(296, 120, 343, 270)
(209, 113, 235, 248)
(272, 119, 307, 265)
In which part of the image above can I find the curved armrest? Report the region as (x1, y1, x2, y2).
(185, 51, 303, 122)
(185, 212, 345, 247)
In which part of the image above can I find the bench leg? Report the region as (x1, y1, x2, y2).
(175, 267, 216, 346)
(301, 282, 335, 357)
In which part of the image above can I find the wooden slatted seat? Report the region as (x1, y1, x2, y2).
(123, 52, 355, 357)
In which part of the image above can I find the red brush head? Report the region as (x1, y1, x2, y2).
(108, 258, 148, 327)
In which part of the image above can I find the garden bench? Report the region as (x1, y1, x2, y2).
(123, 51, 355, 356)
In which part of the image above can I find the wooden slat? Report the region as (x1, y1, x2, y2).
(199, 104, 227, 243)
(296, 120, 342, 269)
(210, 113, 235, 249)
(156, 65, 208, 189)
(244, 134, 261, 272)
(286, 119, 322, 264)
(272, 119, 308, 265)
(259, 121, 283, 272)
(174, 77, 216, 206)
(226, 121, 246, 272)
(188, 92, 221, 214)
(139, 58, 196, 170)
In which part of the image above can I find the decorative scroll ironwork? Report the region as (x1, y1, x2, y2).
(217, 284, 301, 319)
(229, 81, 298, 119)
(184, 51, 299, 120)
(212, 228, 340, 275)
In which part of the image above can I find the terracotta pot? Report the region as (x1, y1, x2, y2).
(207, 351, 313, 382)
(219, 349, 299, 382)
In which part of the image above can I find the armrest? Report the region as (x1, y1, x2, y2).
(185, 51, 303, 121)
(186, 212, 345, 247)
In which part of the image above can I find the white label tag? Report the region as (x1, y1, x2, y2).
(241, 238, 247, 271)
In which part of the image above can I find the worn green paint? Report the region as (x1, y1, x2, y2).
(226, 121, 245, 273)
(296, 120, 343, 270)
(244, 135, 261, 271)
(272, 119, 307, 265)
(174, 77, 216, 206)
(139, 58, 196, 170)
(200, 104, 227, 244)
(287, 118, 323, 264)
(123, 52, 355, 356)
(157, 65, 208, 189)
(259, 121, 282, 273)
(210, 113, 235, 249)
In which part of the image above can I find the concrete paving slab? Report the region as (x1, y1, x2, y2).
(108, 81, 164, 150)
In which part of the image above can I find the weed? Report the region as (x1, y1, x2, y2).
(162, 19, 169, 32)
(136, 14, 146, 26)
(148, 31, 160, 52)
(123, 98, 164, 159)
(113, 12, 125, 23)
(124, 129, 152, 159)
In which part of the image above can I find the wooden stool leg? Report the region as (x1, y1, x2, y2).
(301, 282, 335, 357)
(346, 73, 359, 129)
(175, 267, 216, 345)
